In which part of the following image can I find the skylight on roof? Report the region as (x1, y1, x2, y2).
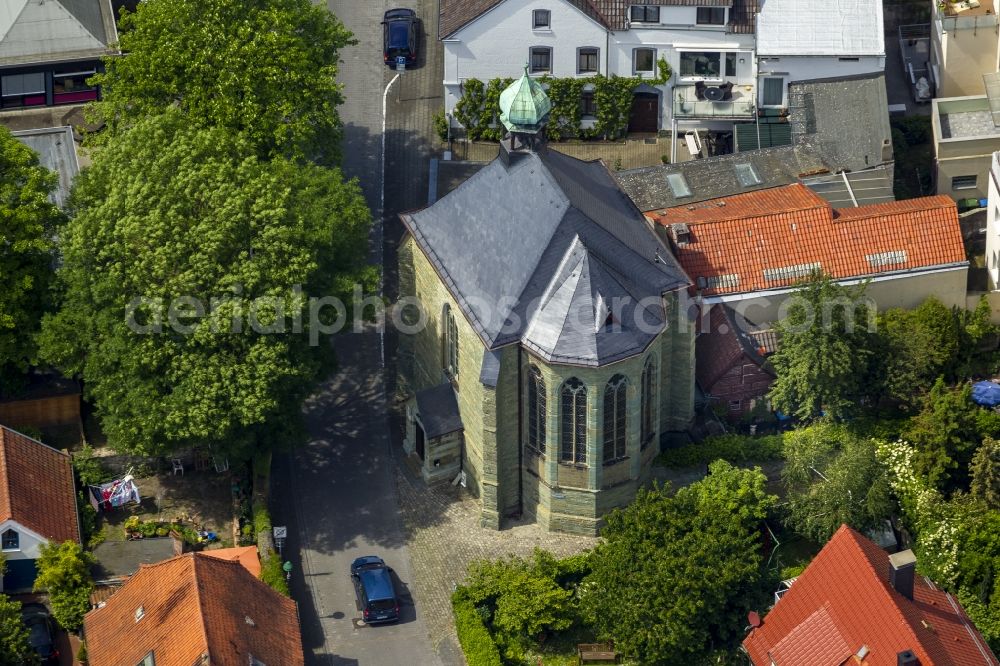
(666, 173, 692, 199)
(762, 262, 821, 283)
(705, 274, 740, 289)
(734, 163, 762, 188)
(866, 250, 907, 268)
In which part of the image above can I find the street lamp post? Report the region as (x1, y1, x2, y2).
(283, 560, 293, 583)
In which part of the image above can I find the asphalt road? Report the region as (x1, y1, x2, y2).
(269, 1, 444, 664)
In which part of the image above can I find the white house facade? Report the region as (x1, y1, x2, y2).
(986, 152, 1000, 289)
(440, 0, 887, 144)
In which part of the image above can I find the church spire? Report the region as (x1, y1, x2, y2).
(498, 66, 552, 136)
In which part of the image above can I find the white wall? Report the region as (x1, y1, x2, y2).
(0, 520, 47, 560)
(712, 268, 969, 325)
(444, 0, 608, 114)
(986, 152, 1000, 289)
(756, 55, 884, 106)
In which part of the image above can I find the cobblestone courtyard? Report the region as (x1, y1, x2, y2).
(395, 462, 598, 656)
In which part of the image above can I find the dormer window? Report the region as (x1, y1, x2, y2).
(630, 5, 660, 23)
(532, 9, 551, 29)
(1, 528, 18, 551)
(137, 652, 155, 666)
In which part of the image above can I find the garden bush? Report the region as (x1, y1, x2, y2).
(260, 553, 290, 596)
(72, 444, 109, 487)
(657, 433, 783, 468)
(452, 587, 503, 666)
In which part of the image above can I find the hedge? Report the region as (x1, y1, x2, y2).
(452, 587, 502, 666)
(260, 552, 290, 596)
(657, 433, 784, 468)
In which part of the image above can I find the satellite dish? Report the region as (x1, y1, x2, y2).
(748, 611, 761, 628)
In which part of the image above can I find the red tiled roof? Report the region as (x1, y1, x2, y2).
(440, 0, 610, 38)
(84, 553, 304, 666)
(0, 425, 79, 544)
(202, 545, 261, 577)
(743, 525, 1000, 666)
(651, 184, 966, 297)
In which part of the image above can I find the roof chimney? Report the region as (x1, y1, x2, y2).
(670, 222, 691, 246)
(897, 649, 919, 666)
(889, 549, 917, 600)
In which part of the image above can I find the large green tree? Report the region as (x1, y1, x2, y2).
(90, 0, 355, 165)
(767, 275, 876, 420)
(782, 422, 894, 542)
(877, 297, 959, 406)
(972, 437, 1000, 509)
(903, 379, 979, 492)
(33, 541, 94, 632)
(40, 112, 370, 459)
(0, 127, 65, 383)
(584, 461, 776, 665)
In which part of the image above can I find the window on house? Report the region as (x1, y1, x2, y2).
(630, 5, 660, 23)
(137, 653, 155, 666)
(442, 304, 459, 378)
(580, 91, 597, 117)
(761, 77, 785, 106)
(578, 47, 599, 74)
(838, 57, 860, 62)
(952, 175, 978, 190)
(1, 72, 45, 109)
(729, 399, 742, 411)
(725, 52, 738, 77)
(696, 7, 726, 24)
(641, 358, 657, 449)
(679, 51, 721, 79)
(530, 47, 552, 74)
(532, 9, 551, 29)
(52, 67, 97, 105)
(560, 378, 587, 464)
(528, 365, 547, 454)
(633, 48, 655, 74)
(1, 529, 18, 551)
(603, 375, 628, 463)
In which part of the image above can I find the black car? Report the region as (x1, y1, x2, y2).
(21, 603, 58, 663)
(350, 555, 400, 624)
(382, 8, 420, 68)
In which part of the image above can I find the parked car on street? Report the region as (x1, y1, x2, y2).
(382, 8, 420, 67)
(21, 603, 58, 663)
(350, 555, 400, 624)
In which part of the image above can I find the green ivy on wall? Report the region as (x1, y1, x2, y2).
(453, 58, 671, 142)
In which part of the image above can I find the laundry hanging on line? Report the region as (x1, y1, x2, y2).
(88, 474, 141, 512)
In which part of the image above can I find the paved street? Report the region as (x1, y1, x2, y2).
(270, 1, 445, 664)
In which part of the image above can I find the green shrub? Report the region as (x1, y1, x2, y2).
(657, 433, 783, 468)
(252, 506, 272, 537)
(433, 110, 449, 142)
(77, 640, 88, 663)
(452, 587, 503, 666)
(72, 444, 109, 487)
(260, 553, 290, 596)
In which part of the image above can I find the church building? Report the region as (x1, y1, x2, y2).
(397, 70, 696, 535)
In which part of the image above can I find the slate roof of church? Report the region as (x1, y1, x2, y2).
(401, 143, 690, 367)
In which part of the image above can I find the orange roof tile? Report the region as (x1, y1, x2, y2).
(84, 553, 304, 666)
(743, 525, 1000, 666)
(651, 184, 966, 296)
(0, 425, 79, 544)
(202, 545, 261, 577)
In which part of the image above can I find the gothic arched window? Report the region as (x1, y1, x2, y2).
(603, 375, 628, 462)
(561, 378, 587, 463)
(528, 365, 547, 454)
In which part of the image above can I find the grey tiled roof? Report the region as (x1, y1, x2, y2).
(402, 143, 689, 367)
(789, 73, 893, 174)
(415, 383, 464, 439)
(616, 146, 825, 212)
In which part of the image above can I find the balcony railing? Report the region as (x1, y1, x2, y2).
(673, 85, 755, 119)
(934, 0, 999, 32)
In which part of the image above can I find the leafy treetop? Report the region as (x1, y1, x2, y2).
(0, 126, 65, 384)
(33, 540, 94, 632)
(40, 111, 371, 459)
(90, 0, 355, 165)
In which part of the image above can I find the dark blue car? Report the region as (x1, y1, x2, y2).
(351, 555, 400, 624)
(382, 8, 420, 67)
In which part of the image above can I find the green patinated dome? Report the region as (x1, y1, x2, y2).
(499, 66, 552, 134)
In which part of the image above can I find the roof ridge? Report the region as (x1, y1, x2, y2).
(0, 428, 10, 523)
(839, 527, 931, 660)
(682, 204, 830, 226)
